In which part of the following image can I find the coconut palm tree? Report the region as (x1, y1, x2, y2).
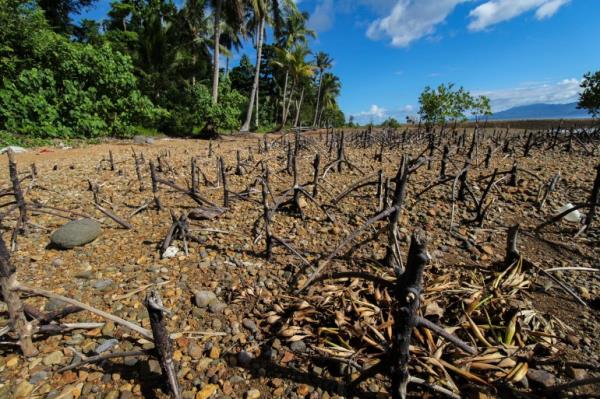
(316, 72, 341, 127)
(240, 0, 298, 132)
(312, 51, 333, 127)
(278, 11, 315, 48)
(210, 0, 244, 104)
(283, 45, 313, 126)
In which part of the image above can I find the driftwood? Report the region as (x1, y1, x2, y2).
(0, 236, 37, 356)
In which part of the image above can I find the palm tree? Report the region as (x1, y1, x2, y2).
(273, 11, 315, 127)
(278, 11, 315, 48)
(174, 0, 212, 87)
(210, 0, 244, 104)
(283, 45, 313, 126)
(316, 72, 341, 127)
(312, 51, 333, 127)
(240, 0, 298, 132)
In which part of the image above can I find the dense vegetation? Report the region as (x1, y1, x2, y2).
(578, 70, 600, 118)
(0, 0, 345, 145)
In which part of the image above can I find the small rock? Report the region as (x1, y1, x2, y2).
(102, 321, 116, 336)
(290, 340, 306, 353)
(578, 287, 591, 301)
(52, 258, 64, 267)
(242, 318, 257, 333)
(566, 334, 580, 346)
(194, 290, 217, 308)
(74, 270, 93, 279)
(43, 351, 64, 366)
(195, 384, 218, 399)
(209, 346, 220, 359)
(237, 351, 254, 368)
(93, 279, 113, 291)
(208, 302, 226, 314)
(50, 219, 102, 249)
(567, 366, 588, 380)
(6, 356, 19, 368)
(246, 389, 260, 399)
(527, 369, 556, 388)
(29, 371, 49, 384)
(162, 246, 179, 258)
(481, 245, 494, 256)
(104, 390, 119, 399)
(13, 381, 34, 398)
(119, 392, 133, 399)
(188, 342, 203, 359)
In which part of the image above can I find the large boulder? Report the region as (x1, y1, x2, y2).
(50, 219, 102, 249)
(133, 135, 154, 145)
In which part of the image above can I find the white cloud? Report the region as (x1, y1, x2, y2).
(402, 104, 414, 113)
(308, 0, 335, 32)
(352, 104, 387, 123)
(468, 0, 570, 31)
(475, 78, 581, 111)
(358, 104, 388, 119)
(366, 0, 469, 47)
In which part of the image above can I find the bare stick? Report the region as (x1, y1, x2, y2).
(7, 150, 27, 234)
(145, 291, 182, 399)
(13, 283, 153, 340)
(94, 203, 132, 229)
(58, 350, 151, 373)
(415, 316, 476, 355)
(0, 236, 37, 356)
(391, 230, 428, 399)
(220, 157, 229, 207)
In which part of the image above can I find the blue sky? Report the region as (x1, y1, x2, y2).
(79, 0, 599, 123)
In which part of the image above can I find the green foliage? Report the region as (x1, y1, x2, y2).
(320, 105, 345, 128)
(0, 0, 344, 141)
(418, 83, 491, 126)
(163, 79, 245, 135)
(0, 4, 163, 139)
(577, 70, 600, 118)
(380, 117, 401, 129)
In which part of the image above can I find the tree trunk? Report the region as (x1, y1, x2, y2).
(283, 79, 296, 126)
(255, 79, 259, 128)
(312, 71, 323, 127)
(240, 17, 265, 132)
(294, 87, 305, 127)
(281, 70, 289, 125)
(211, 0, 222, 104)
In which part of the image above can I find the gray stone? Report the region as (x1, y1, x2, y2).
(208, 302, 226, 314)
(50, 219, 101, 249)
(93, 279, 113, 291)
(237, 351, 254, 368)
(42, 351, 64, 366)
(527, 369, 556, 388)
(290, 340, 306, 353)
(242, 318, 257, 333)
(194, 290, 217, 308)
(133, 135, 154, 145)
(29, 371, 49, 384)
(44, 298, 67, 312)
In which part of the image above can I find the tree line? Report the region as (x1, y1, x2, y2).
(0, 0, 345, 145)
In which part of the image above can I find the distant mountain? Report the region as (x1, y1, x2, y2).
(488, 102, 591, 120)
